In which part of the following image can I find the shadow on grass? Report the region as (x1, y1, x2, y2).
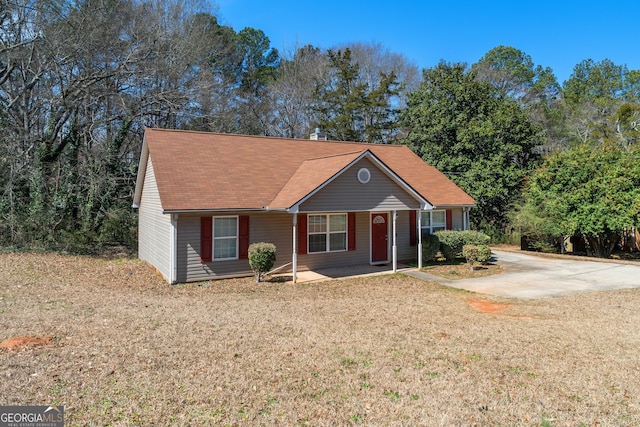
(413, 258, 502, 280)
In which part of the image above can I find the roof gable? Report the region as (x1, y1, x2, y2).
(271, 150, 430, 211)
(298, 155, 427, 213)
(134, 128, 475, 212)
(366, 145, 475, 207)
(269, 150, 365, 209)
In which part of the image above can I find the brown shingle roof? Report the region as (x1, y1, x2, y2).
(269, 150, 366, 209)
(138, 128, 475, 211)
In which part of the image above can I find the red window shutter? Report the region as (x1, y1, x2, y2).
(239, 215, 250, 259)
(200, 217, 212, 263)
(446, 209, 453, 230)
(297, 214, 307, 255)
(409, 210, 417, 246)
(348, 212, 356, 251)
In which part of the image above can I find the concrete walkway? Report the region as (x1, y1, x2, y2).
(405, 249, 640, 299)
(286, 263, 413, 284)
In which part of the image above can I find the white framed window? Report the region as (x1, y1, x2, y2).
(421, 210, 446, 237)
(213, 216, 238, 260)
(308, 213, 347, 253)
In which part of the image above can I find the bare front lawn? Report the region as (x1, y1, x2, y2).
(1, 253, 639, 426)
(421, 261, 502, 280)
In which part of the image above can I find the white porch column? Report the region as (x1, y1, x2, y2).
(292, 213, 298, 283)
(463, 207, 468, 230)
(464, 207, 470, 230)
(417, 209, 422, 270)
(392, 210, 397, 273)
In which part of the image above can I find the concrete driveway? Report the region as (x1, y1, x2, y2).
(407, 249, 640, 299)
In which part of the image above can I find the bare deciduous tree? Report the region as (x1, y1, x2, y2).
(266, 44, 329, 138)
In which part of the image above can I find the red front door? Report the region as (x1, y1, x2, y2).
(371, 213, 388, 263)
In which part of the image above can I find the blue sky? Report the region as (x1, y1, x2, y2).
(216, 0, 639, 84)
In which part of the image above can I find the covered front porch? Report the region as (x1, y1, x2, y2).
(274, 262, 416, 284)
(288, 207, 471, 283)
(289, 209, 423, 283)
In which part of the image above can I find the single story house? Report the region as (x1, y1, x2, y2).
(132, 128, 475, 284)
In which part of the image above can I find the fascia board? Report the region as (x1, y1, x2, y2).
(132, 136, 149, 208)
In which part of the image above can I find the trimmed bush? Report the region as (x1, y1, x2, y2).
(248, 242, 276, 282)
(435, 230, 491, 261)
(459, 230, 491, 246)
(462, 244, 492, 271)
(434, 230, 465, 261)
(477, 244, 492, 264)
(462, 244, 480, 271)
(421, 233, 440, 263)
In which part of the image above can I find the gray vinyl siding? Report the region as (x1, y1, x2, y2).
(177, 215, 249, 282)
(137, 156, 171, 280)
(297, 212, 371, 270)
(300, 157, 421, 212)
(175, 211, 418, 282)
(177, 212, 295, 283)
(396, 210, 418, 262)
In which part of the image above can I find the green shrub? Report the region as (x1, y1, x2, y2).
(477, 244, 492, 264)
(435, 230, 491, 261)
(434, 230, 465, 261)
(462, 244, 492, 271)
(459, 230, 490, 246)
(421, 233, 440, 263)
(248, 242, 276, 282)
(462, 244, 479, 270)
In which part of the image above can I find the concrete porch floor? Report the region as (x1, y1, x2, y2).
(272, 263, 414, 284)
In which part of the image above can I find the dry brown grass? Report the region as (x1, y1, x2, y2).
(422, 261, 502, 280)
(1, 252, 640, 426)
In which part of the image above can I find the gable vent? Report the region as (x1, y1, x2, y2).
(357, 167, 371, 184)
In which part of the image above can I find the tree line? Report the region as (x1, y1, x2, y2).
(404, 51, 639, 256)
(1, 0, 638, 256)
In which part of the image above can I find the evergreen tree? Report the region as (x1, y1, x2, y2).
(312, 48, 400, 143)
(401, 62, 543, 231)
(518, 143, 640, 257)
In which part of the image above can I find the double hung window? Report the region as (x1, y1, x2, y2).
(213, 216, 238, 260)
(308, 213, 347, 253)
(421, 210, 446, 237)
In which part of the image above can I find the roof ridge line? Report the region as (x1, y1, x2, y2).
(146, 128, 409, 148)
(303, 149, 367, 162)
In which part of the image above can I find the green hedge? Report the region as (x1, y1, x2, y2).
(434, 230, 491, 261)
(459, 230, 491, 246)
(421, 233, 440, 262)
(434, 231, 465, 261)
